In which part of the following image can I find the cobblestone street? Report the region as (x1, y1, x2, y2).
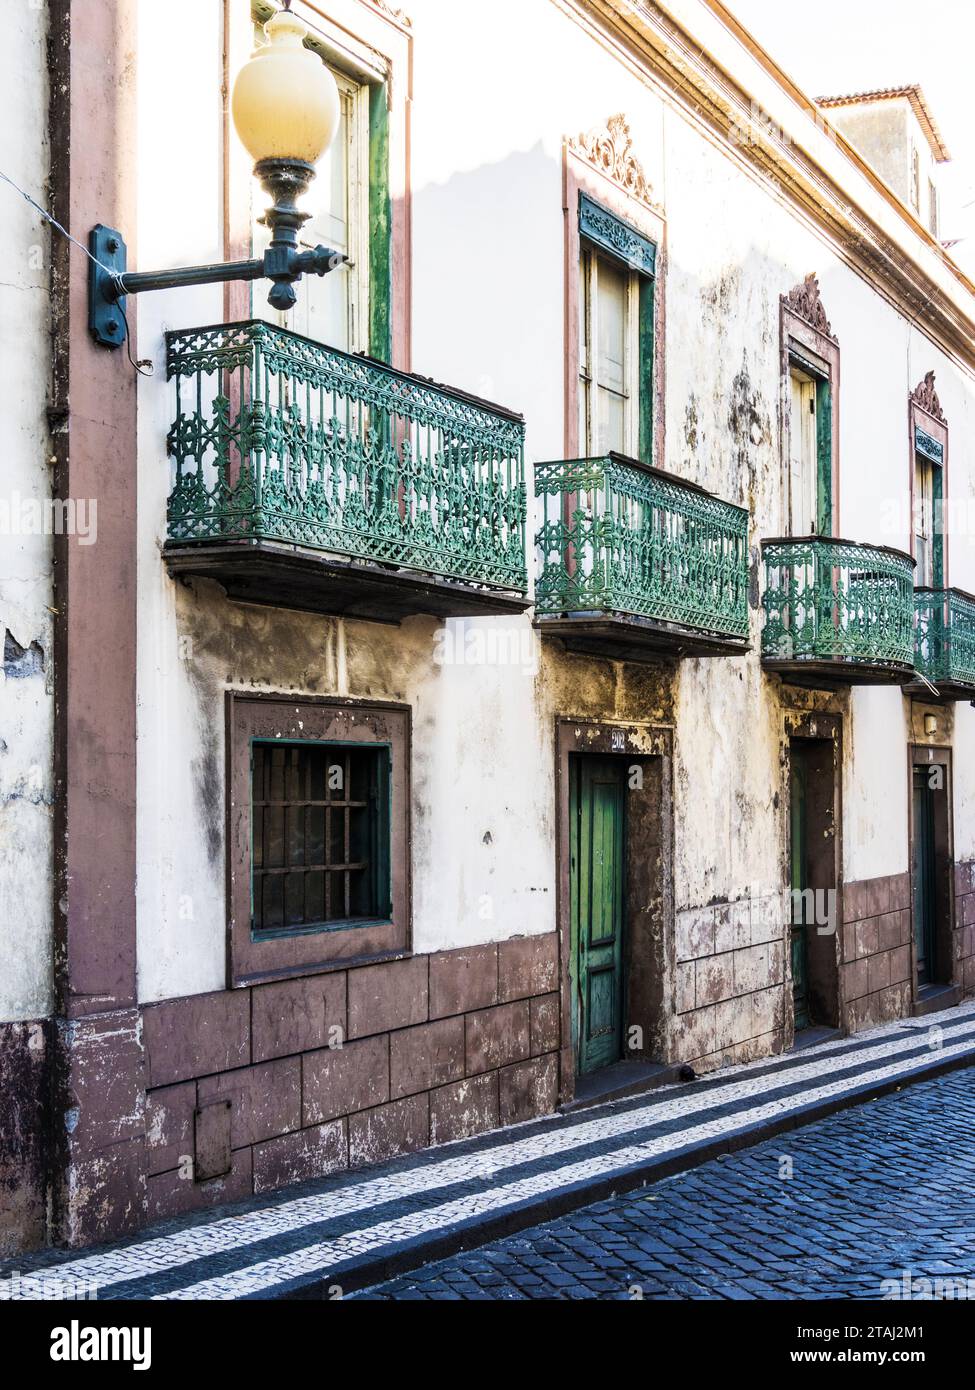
(352, 1066, 975, 1300)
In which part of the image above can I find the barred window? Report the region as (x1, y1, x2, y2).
(251, 742, 391, 934)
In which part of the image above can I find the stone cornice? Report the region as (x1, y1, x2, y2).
(572, 0, 975, 373)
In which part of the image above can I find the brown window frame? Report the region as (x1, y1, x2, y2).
(227, 694, 411, 987)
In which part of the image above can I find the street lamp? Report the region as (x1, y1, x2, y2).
(89, 1, 344, 348)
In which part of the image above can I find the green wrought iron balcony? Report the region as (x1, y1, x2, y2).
(906, 586, 975, 699)
(533, 453, 750, 661)
(761, 536, 916, 686)
(163, 321, 528, 619)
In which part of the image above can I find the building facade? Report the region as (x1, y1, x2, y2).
(2, 0, 975, 1255)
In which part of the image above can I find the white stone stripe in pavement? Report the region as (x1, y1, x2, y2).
(156, 1033, 975, 1299)
(2, 1004, 971, 1299)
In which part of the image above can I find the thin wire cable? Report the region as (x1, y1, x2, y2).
(0, 167, 153, 375)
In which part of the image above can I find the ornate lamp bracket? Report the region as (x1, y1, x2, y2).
(89, 160, 345, 349)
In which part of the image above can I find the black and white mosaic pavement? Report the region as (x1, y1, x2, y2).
(2, 1001, 973, 1301)
(354, 1066, 975, 1300)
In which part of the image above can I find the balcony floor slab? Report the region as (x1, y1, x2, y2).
(763, 657, 915, 690)
(535, 610, 749, 663)
(164, 540, 530, 623)
(902, 678, 975, 703)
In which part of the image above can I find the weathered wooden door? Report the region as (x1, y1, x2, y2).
(912, 765, 937, 987)
(570, 756, 626, 1074)
(789, 750, 810, 1031)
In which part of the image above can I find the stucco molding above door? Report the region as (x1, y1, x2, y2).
(570, 113, 655, 207)
(361, 0, 412, 29)
(783, 273, 834, 339)
(912, 370, 947, 425)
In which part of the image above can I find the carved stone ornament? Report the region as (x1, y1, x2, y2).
(364, 0, 411, 26)
(912, 370, 946, 424)
(784, 273, 833, 337)
(571, 113, 654, 205)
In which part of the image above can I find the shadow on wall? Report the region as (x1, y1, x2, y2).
(410, 141, 564, 456)
(408, 141, 874, 552)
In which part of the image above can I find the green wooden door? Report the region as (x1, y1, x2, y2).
(570, 756, 626, 1074)
(790, 750, 810, 1031)
(912, 766, 937, 987)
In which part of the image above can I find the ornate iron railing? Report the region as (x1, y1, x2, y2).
(913, 587, 975, 689)
(533, 454, 750, 640)
(761, 537, 915, 669)
(165, 320, 527, 594)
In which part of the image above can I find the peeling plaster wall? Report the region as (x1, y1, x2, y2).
(132, 0, 975, 1038)
(0, 0, 53, 1024)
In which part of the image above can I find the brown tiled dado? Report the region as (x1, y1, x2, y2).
(465, 1000, 530, 1074)
(197, 1058, 301, 1150)
(389, 1016, 465, 1098)
(499, 1054, 559, 1126)
(147, 1147, 253, 1225)
(347, 955, 428, 1039)
(841, 871, 914, 1032)
(252, 1120, 347, 1194)
(953, 860, 975, 996)
(252, 972, 346, 1062)
(499, 934, 559, 1002)
(429, 943, 498, 1018)
(131, 934, 561, 1227)
(194, 1099, 232, 1181)
(143, 989, 250, 1088)
(429, 1072, 500, 1144)
(302, 1034, 389, 1125)
(530, 993, 560, 1055)
(145, 1081, 195, 1177)
(348, 1093, 430, 1167)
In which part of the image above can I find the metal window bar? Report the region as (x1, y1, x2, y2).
(251, 742, 379, 932)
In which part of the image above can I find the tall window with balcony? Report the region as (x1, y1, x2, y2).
(575, 198, 654, 463)
(534, 179, 748, 662)
(762, 275, 914, 685)
(787, 363, 831, 536)
(578, 250, 638, 457)
(164, 7, 527, 631)
(913, 443, 942, 589)
(254, 58, 370, 354)
(907, 378, 975, 699)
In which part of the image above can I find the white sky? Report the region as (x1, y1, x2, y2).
(725, 0, 975, 267)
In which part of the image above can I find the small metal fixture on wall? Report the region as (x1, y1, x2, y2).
(89, 2, 345, 348)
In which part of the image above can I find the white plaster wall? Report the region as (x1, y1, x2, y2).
(135, 0, 227, 1001)
(0, 2, 53, 1023)
(134, 0, 975, 1001)
(953, 706, 975, 864)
